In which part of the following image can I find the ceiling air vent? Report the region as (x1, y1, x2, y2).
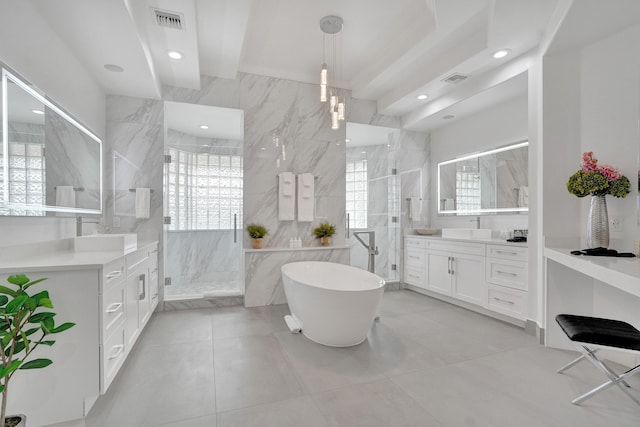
(153, 9, 184, 30)
(442, 73, 469, 84)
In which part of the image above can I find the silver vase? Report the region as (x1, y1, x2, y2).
(587, 195, 609, 248)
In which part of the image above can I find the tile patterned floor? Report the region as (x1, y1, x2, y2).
(85, 290, 640, 427)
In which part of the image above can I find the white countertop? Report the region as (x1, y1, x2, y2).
(404, 234, 528, 247)
(0, 240, 158, 273)
(544, 247, 640, 298)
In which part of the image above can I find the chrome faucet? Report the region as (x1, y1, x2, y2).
(353, 231, 379, 273)
(76, 215, 101, 237)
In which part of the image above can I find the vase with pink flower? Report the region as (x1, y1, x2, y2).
(566, 152, 630, 248)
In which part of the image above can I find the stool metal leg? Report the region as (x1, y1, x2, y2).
(557, 352, 591, 374)
(571, 346, 640, 406)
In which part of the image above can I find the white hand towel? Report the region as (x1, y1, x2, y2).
(301, 173, 313, 198)
(278, 172, 295, 221)
(55, 186, 76, 217)
(409, 197, 421, 220)
(297, 173, 314, 222)
(518, 186, 529, 208)
(135, 188, 151, 219)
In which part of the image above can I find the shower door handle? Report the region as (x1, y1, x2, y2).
(346, 213, 350, 238)
(234, 213, 237, 243)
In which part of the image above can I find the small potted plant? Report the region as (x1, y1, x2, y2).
(313, 222, 336, 246)
(0, 274, 75, 427)
(247, 224, 268, 249)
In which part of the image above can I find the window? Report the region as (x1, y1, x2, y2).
(0, 141, 46, 216)
(455, 168, 480, 213)
(346, 160, 367, 229)
(166, 148, 242, 230)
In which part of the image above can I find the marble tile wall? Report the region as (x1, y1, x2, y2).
(394, 130, 430, 285)
(244, 247, 349, 307)
(104, 95, 165, 297)
(105, 74, 428, 307)
(45, 111, 101, 211)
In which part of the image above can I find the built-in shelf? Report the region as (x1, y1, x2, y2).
(244, 245, 349, 253)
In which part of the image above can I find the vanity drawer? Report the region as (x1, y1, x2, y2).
(101, 280, 126, 340)
(487, 284, 527, 320)
(487, 259, 528, 291)
(100, 323, 126, 394)
(406, 248, 426, 267)
(404, 266, 426, 288)
(405, 238, 427, 249)
(428, 240, 485, 256)
(102, 258, 125, 293)
(487, 245, 528, 262)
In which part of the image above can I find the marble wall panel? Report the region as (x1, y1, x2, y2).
(105, 95, 165, 300)
(162, 75, 241, 109)
(165, 230, 241, 287)
(244, 247, 350, 307)
(44, 112, 101, 211)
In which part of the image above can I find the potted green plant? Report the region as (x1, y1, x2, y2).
(313, 222, 336, 246)
(0, 274, 75, 427)
(246, 224, 268, 249)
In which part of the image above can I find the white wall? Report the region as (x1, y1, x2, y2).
(0, 1, 105, 135)
(579, 24, 640, 251)
(0, 1, 106, 247)
(429, 94, 529, 232)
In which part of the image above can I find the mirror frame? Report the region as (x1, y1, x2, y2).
(1, 67, 103, 215)
(437, 140, 528, 216)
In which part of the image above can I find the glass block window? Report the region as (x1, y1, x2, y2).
(346, 160, 367, 229)
(166, 148, 243, 230)
(455, 168, 481, 213)
(0, 142, 45, 216)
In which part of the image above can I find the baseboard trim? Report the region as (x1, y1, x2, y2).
(405, 285, 526, 328)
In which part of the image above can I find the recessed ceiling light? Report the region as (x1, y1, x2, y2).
(443, 115, 455, 120)
(260, 147, 266, 151)
(200, 125, 209, 129)
(104, 64, 124, 73)
(492, 49, 511, 59)
(345, 138, 351, 143)
(31, 109, 44, 115)
(417, 94, 428, 100)
(167, 50, 183, 59)
(361, 151, 367, 154)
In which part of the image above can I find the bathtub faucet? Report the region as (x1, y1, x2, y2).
(353, 231, 379, 274)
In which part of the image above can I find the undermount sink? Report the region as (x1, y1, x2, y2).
(74, 233, 138, 254)
(441, 228, 492, 240)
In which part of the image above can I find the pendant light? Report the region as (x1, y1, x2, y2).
(319, 15, 345, 130)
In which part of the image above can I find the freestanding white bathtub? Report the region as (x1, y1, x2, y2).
(281, 261, 385, 347)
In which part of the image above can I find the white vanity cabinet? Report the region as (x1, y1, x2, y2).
(124, 243, 158, 355)
(404, 237, 427, 288)
(100, 257, 126, 394)
(486, 244, 528, 320)
(403, 236, 527, 323)
(426, 240, 486, 305)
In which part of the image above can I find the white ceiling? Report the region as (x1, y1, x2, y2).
(28, 0, 565, 132)
(165, 102, 244, 140)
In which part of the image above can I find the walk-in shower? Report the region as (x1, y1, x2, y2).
(346, 123, 401, 283)
(163, 102, 244, 300)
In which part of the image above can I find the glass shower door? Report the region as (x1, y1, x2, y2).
(163, 102, 244, 300)
(346, 123, 400, 282)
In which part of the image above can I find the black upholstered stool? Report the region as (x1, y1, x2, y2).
(555, 314, 640, 406)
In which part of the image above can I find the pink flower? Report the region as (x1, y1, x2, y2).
(581, 151, 598, 172)
(598, 164, 622, 181)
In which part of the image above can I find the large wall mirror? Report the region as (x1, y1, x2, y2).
(438, 141, 528, 216)
(1, 68, 102, 216)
